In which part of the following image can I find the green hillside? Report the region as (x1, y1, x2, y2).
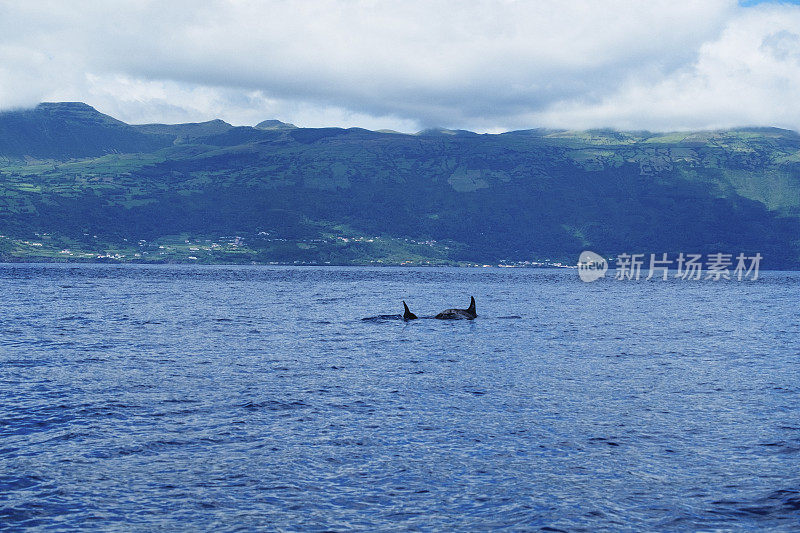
(0, 103, 174, 159)
(1, 103, 799, 267)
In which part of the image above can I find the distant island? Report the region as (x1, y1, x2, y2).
(0, 102, 798, 268)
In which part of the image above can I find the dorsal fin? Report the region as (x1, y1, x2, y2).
(467, 296, 476, 315)
(403, 301, 417, 320)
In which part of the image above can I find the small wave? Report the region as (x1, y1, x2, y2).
(0, 475, 45, 491)
(757, 440, 800, 454)
(317, 296, 347, 303)
(241, 399, 309, 411)
(720, 487, 800, 518)
(361, 314, 403, 322)
(588, 437, 621, 447)
(58, 315, 91, 321)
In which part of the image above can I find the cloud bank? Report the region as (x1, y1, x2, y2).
(1, 0, 799, 132)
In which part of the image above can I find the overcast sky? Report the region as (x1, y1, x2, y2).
(1, 0, 800, 132)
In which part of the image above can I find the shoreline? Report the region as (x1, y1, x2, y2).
(2, 260, 799, 272)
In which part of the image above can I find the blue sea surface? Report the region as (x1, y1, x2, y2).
(1, 264, 799, 531)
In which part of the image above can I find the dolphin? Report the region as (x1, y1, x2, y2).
(403, 301, 418, 320)
(434, 296, 476, 320)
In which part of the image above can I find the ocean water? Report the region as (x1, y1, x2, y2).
(1, 264, 798, 531)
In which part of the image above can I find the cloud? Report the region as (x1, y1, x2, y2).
(534, 4, 800, 130)
(1, 0, 799, 131)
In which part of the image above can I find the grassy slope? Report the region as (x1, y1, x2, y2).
(0, 106, 799, 267)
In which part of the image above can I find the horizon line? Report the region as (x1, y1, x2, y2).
(6, 100, 800, 138)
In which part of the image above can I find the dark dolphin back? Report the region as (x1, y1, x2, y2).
(433, 296, 476, 320)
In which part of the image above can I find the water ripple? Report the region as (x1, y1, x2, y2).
(0, 264, 798, 530)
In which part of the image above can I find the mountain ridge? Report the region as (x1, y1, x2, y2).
(0, 102, 798, 267)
